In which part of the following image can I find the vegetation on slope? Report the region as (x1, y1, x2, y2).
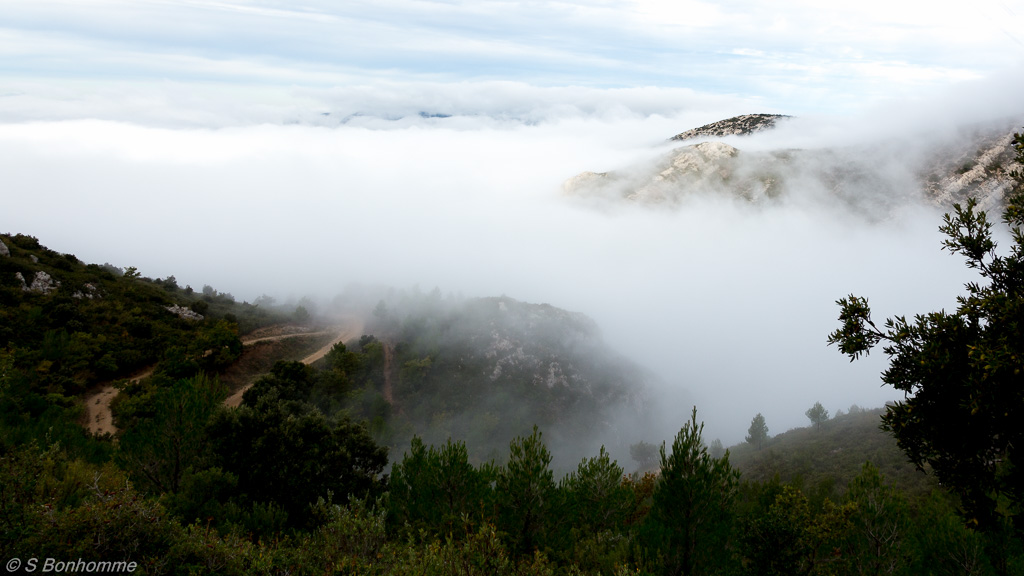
(4, 155, 1024, 576)
(728, 407, 939, 501)
(364, 293, 656, 465)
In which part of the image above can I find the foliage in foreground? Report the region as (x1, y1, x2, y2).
(4, 401, 1022, 575)
(829, 136, 1024, 534)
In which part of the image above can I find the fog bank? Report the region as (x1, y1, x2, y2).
(0, 98, 1004, 444)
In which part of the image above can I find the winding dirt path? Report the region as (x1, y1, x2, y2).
(299, 319, 364, 365)
(81, 318, 365, 434)
(83, 366, 154, 437)
(224, 317, 364, 408)
(241, 331, 331, 346)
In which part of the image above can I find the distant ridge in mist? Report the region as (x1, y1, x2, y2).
(566, 114, 1023, 216)
(669, 113, 791, 142)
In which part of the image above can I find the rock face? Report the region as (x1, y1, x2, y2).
(919, 128, 1020, 214)
(475, 296, 604, 388)
(565, 115, 1023, 213)
(166, 304, 204, 321)
(371, 294, 657, 461)
(15, 271, 60, 294)
(0, 240, 9, 257)
(564, 140, 787, 205)
(669, 114, 790, 141)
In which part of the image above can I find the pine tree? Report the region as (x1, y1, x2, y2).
(805, 402, 829, 431)
(647, 407, 739, 576)
(746, 413, 769, 450)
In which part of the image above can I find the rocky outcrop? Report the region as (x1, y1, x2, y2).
(481, 296, 599, 388)
(564, 141, 785, 204)
(0, 240, 9, 257)
(631, 142, 740, 202)
(920, 129, 1020, 213)
(15, 271, 60, 294)
(72, 283, 100, 300)
(565, 116, 1023, 213)
(561, 171, 610, 194)
(166, 304, 204, 321)
(669, 114, 790, 141)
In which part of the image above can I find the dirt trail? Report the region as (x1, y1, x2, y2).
(224, 317, 364, 408)
(81, 319, 365, 434)
(382, 341, 395, 404)
(241, 331, 331, 346)
(299, 319, 363, 365)
(83, 366, 154, 437)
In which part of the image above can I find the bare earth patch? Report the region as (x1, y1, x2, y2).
(224, 317, 364, 408)
(83, 366, 153, 436)
(80, 318, 366, 434)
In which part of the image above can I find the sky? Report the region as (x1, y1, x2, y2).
(3, 0, 1024, 444)
(3, 0, 1024, 120)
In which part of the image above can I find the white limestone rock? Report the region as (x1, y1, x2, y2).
(561, 171, 611, 195)
(563, 115, 1023, 213)
(166, 304, 204, 321)
(17, 271, 60, 294)
(669, 113, 790, 141)
(72, 283, 100, 299)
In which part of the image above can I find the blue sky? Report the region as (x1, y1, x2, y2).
(4, 0, 1024, 120)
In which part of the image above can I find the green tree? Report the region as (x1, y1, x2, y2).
(207, 395, 388, 529)
(116, 373, 226, 494)
(910, 492, 995, 576)
(828, 172, 1024, 531)
(373, 300, 389, 320)
(746, 413, 769, 450)
(710, 438, 725, 459)
(560, 446, 632, 573)
(562, 446, 630, 533)
(842, 462, 912, 576)
(495, 425, 556, 557)
(241, 360, 317, 406)
(629, 440, 659, 471)
(740, 484, 855, 576)
(194, 319, 242, 371)
(388, 436, 491, 539)
(28, 479, 182, 572)
(805, 402, 829, 431)
(646, 406, 739, 576)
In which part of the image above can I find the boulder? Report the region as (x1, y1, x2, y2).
(72, 283, 100, 300)
(17, 271, 60, 294)
(166, 304, 204, 321)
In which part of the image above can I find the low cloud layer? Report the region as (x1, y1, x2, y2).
(2, 82, 1008, 443)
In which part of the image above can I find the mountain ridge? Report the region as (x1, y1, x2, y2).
(565, 114, 1023, 213)
(669, 113, 791, 141)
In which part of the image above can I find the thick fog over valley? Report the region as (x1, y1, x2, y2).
(5, 89, 1017, 444)
(3, 0, 1024, 447)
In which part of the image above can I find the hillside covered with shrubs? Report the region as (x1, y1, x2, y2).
(1, 231, 1022, 574)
